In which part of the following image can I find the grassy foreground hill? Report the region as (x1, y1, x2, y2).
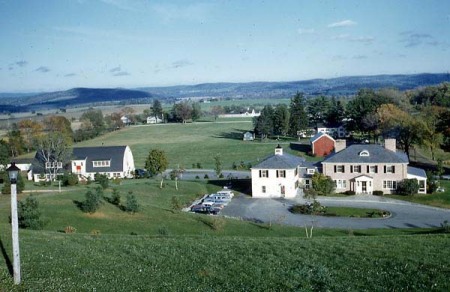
(0, 231, 448, 291)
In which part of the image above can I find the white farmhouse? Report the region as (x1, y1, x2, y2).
(251, 145, 315, 198)
(71, 145, 135, 180)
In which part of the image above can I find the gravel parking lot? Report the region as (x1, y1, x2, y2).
(221, 193, 450, 229)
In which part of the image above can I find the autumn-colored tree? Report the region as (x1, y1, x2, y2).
(210, 105, 224, 121)
(419, 106, 445, 161)
(18, 119, 43, 153)
(43, 116, 73, 142)
(377, 104, 420, 160)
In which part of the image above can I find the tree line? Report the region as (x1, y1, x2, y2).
(253, 83, 450, 161)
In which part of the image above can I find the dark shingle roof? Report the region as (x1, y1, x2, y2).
(254, 152, 305, 169)
(310, 132, 334, 143)
(322, 144, 409, 164)
(72, 146, 127, 172)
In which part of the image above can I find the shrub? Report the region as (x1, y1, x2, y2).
(204, 174, 209, 179)
(195, 175, 200, 179)
(373, 190, 384, 196)
(311, 173, 335, 196)
(64, 226, 76, 234)
(17, 195, 46, 230)
(345, 190, 356, 196)
(61, 172, 78, 186)
(219, 173, 224, 178)
(171, 196, 182, 212)
(90, 229, 101, 236)
(441, 220, 450, 233)
(81, 189, 103, 213)
(111, 188, 121, 205)
(158, 226, 170, 236)
(196, 162, 202, 169)
(396, 179, 419, 196)
(426, 171, 439, 194)
(125, 192, 139, 214)
(95, 173, 109, 189)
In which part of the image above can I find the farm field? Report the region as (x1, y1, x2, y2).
(74, 120, 308, 169)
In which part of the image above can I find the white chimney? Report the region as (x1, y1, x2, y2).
(384, 138, 396, 152)
(275, 144, 283, 155)
(334, 139, 346, 153)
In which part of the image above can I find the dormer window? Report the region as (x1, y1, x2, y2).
(359, 150, 370, 157)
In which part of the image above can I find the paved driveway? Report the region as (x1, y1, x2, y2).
(221, 194, 450, 229)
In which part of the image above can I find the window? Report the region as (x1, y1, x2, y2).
(385, 165, 395, 173)
(93, 160, 111, 167)
(304, 179, 311, 189)
(335, 165, 345, 173)
(383, 180, 397, 190)
(262, 186, 266, 193)
(368, 165, 378, 174)
(359, 150, 370, 156)
(259, 170, 269, 178)
(307, 168, 315, 174)
(334, 179, 347, 189)
(351, 165, 361, 173)
(276, 170, 286, 178)
(45, 162, 62, 169)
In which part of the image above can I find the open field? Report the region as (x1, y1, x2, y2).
(0, 230, 448, 290)
(74, 121, 307, 169)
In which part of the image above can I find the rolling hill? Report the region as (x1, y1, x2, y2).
(1, 73, 449, 113)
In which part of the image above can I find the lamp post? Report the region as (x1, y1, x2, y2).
(6, 162, 21, 285)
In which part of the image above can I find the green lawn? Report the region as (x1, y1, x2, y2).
(386, 180, 450, 209)
(0, 231, 448, 291)
(74, 121, 306, 169)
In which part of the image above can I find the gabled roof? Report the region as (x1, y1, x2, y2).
(72, 146, 128, 172)
(322, 144, 409, 164)
(253, 152, 305, 169)
(310, 132, 335, 143)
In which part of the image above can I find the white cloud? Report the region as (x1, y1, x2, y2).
(332, 34, 374, 44)
(328, 20, 357, 28)
(297, 28, 315, 35)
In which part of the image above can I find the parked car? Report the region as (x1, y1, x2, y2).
(134, 169, 149, 179)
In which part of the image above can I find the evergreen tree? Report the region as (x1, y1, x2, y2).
(273, 104, 290, 136)
(253, 105, 274, 139)
(152, 99, 163, 119)
(288, 92, 308, 137)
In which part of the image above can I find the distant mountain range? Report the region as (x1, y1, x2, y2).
(1, 73, 449, 113)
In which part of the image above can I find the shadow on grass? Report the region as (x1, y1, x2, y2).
(208, 179, 252, 195)
(213, 129, 249, 140)
(0, 239, 13, 277)
(73, 200, 84, 211)
(289, 142, 311, 153)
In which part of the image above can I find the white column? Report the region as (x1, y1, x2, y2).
(10, 183, 21, 285)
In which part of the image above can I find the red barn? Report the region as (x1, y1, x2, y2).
(310, 132, 335, 157)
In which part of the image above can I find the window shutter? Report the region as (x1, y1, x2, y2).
(366, 165, 369, 173)
(259, 170, 262, 177)
(334, 165, 336, 172)
(342, 165, 345, 173)
(350, 166, 353, 173)
(276, 171, 279, 178)
(375, 166, 378, 173)
(392, 166, 395, 173)
(384, 166, 386, 173)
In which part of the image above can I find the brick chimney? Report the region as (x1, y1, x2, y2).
(334, 139, 346, 153)
(384, 138, 396, 152)
(275, 144, 283, 155)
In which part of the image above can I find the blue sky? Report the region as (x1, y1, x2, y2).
(1, 0, 449, 92)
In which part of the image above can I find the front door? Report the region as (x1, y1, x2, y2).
(281, 185, 285, 196)
(361, 181, 367, 193)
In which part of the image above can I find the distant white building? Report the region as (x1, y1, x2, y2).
(121, 116, 131, 125)
(316, 123, 347, 138)
(220, 109, 260, 118)
(147, 116, 163, 124)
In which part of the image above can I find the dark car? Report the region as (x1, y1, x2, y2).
(134, 169, 149, 179)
